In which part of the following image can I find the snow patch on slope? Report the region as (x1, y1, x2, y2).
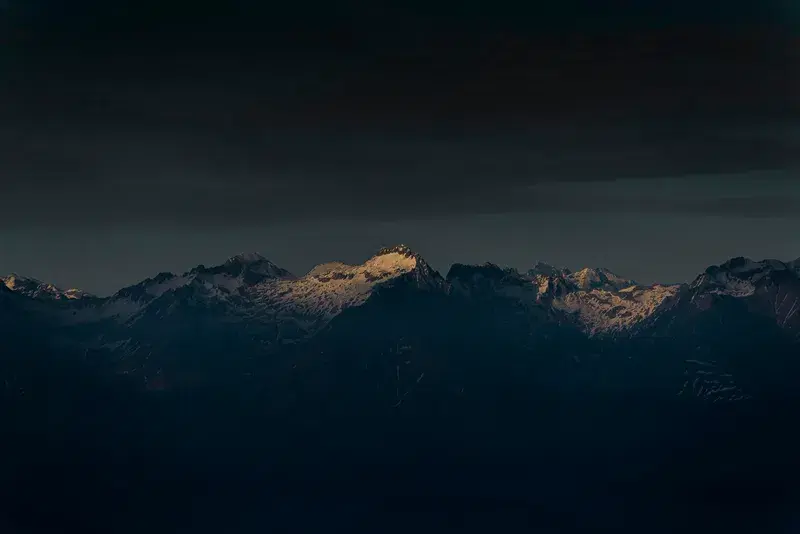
(64, 246, 439, 330)
(448, 262, 675, 335)
(67, 253, 295, 323)
(690, 257, 792, 298)
(531, 273, 572, 300)
(1, 274, 91, 300)
(566, 267, 636, 291)
(553, 284, 682, 335)
(144, 275, 190, 298)
(250, 249, 424, 320)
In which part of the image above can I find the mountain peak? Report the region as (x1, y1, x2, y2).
(566, 267, 636, 291)
(226, 252, 268, 265)
(369, 245, 419, 268)
(198, 253, 294, 283)
(715, 256, 759, 273)
(447, 262, 518, 282)
(364, 244, 443, 290)
(109, 253, 294, 307)
(374, 244, 418, 259)
(714, 256, 791, 274)
(527, 261, 571, 277)
(691, 256, 797, 299)
(372, 244, 434, 272)
(1, 273, 91, 300)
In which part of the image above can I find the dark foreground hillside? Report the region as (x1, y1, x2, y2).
(3, 331, 800, 533)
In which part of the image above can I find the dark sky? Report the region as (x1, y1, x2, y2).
(1, 0, 798, 294)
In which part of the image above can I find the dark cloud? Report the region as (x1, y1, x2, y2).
(0, 117, 797, 225)
(0, 1, 797, 225)
(525, 172, 800, 219)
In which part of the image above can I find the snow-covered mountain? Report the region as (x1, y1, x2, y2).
(115, 251, 293, 305)
(686, 257, 800, 336)
(447, 262, 680, 335)
(248, 244, 444, 323)
(43, 244, 443, 338)
(1, 274, 92, 301)
(6, 249, 799, 534)
(2, 245, 800, 461)
(552, 282, 682, 336)
(50, 251, 295, 324)
(5, 246, 799, 341)
(565, 267, 636, 291)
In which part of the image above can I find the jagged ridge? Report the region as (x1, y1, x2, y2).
(4, 248, 800, 338)
(1, 273, 92, 301)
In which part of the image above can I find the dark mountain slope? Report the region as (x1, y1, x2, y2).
(3, 249, 800, 532)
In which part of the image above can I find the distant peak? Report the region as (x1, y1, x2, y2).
(365, 244, 443, 289)
(689, 255, 800, 301)
(576, 266, 609, 275)
(709, 256, 790, 276)
(226, 252, 269, 265)
(372, 244, 434, 270)
(374, 244, 418, 258)
(2, 273, 34, 283)
(208, 252, 293, 281)
(717, 256, 756, 271)
(567, 267, 636, 291)
(1, 273, 91, 300)
(447, 262, 517, 281)
(527, 261, 571, 277)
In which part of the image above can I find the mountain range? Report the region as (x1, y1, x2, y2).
(3, 244, 800, 398)
(3, 245, 800, 532)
